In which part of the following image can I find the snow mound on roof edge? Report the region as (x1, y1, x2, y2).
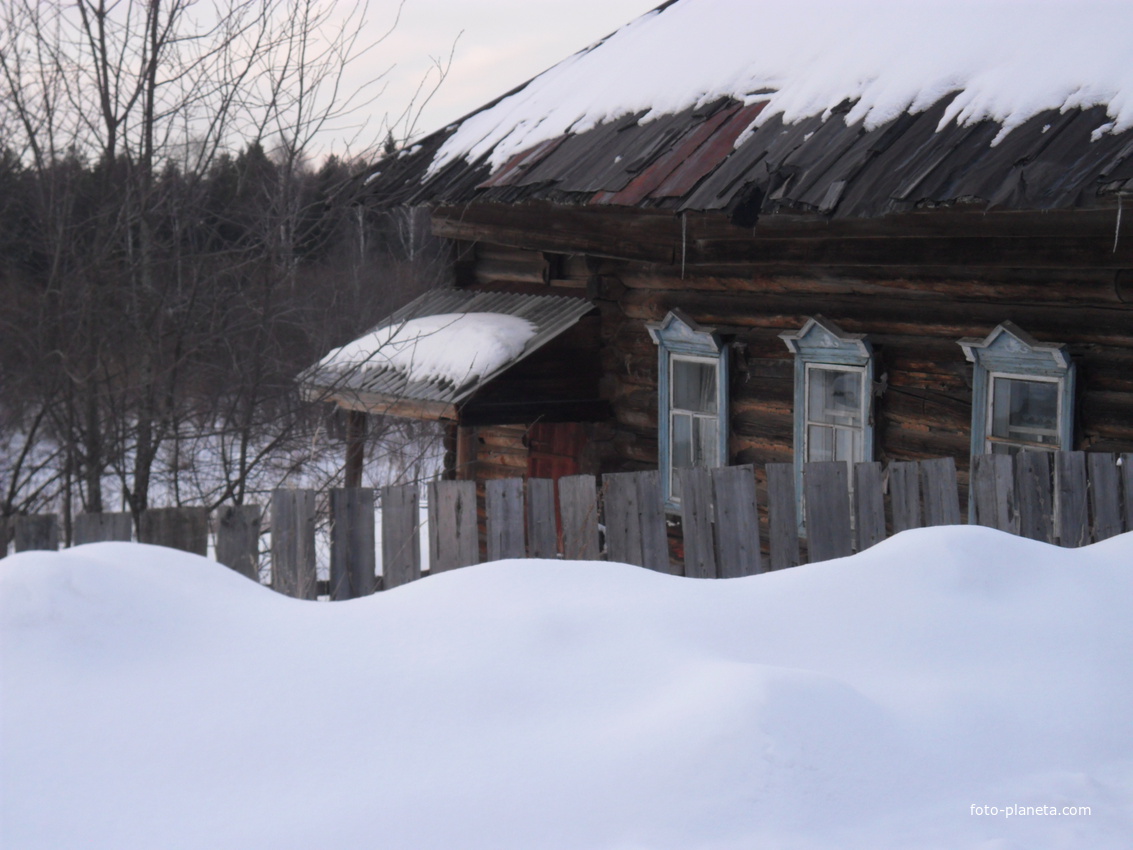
(431, 0, 1133, 174)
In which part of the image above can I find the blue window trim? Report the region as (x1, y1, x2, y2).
(647, 309, 729, 511)
(780, 316, 874, 527)
(958, 321, 1075, 456)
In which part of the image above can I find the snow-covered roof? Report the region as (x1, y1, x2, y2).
(366, 0, 1133, 218)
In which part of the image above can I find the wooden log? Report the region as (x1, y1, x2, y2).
(1054, 452, 1089, 548)
(766, 462, 800, 570)
(1123, 454, 1133, 535)
(1086, 453, 1122, 542)
(14, 514, 59, 552)
(970, 454, 1016, 532)
(139, 507, 208, 556)
(216, 505, 262, 582)
(72, 512, 133, 545)
(381, 483, 421, 590)
(678, 467, 717, 579)
(889, 462, 922, 533)
(853, 462, 886, 552)
(486, 478, 525, 561)
(270, 490, 317, 599)
(804, 462, 853, 563)
(526, 478, 558, 559)
(712, 465, 762, 576)
(428, 480, 479, 572)
(920, 457, 961, 526)
(330, 488, 376, 600)
(559, 474, 600, 560)
(1015, 452, 1054, 544)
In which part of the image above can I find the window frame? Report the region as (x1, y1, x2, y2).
(802, 361, 870, 465)
(647, 309, 729, 511)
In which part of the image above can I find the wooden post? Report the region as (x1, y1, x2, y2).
(344, 411, 367, 490)
(854, 462, 886, 552)
(216, 505, 262, 581)
(970, 453, 1016, 532)
(1087, 453, 1122, 541)
(427, 480, 479, 572)
(72, 512, 133, 545)
(330, 488, 376, 600)
(1015, 451, 1054, 543)
(270, 489, 317, 599)
(920, 457, 961, 526)
(712, 465, 762, 577)
(888, 461, 921, 533)
(1054, 451, 1089, 547)
(14, 514, 59, 552)
(381, 483, 421, 589)
(558, 474, 599, 560)
(803, 461, 853, 563)
(525, 478, 558, 559)
(486, 478, 525, 561)
(678, 467, 716, 579)
(766, 462, 800, 570)
(139, 508, 208, 555)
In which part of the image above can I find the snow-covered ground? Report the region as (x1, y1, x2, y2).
(2, 527, 1131, 849)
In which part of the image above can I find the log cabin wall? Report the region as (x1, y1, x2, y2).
(446, 209, 1133, 494)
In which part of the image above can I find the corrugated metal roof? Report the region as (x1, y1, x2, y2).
(301, 289, 595, 415)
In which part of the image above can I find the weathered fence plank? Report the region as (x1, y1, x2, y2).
(971, 453, 1016, 532)
(559, 474, 599, 560)
(487, 478, 526, 561)
(804, 462, 853, 563)
(1087, 453, 1123, 542)
(526, 478, 558, 559)
(73, 512, 133, 545)
(14, 514, 59, 552)
(766, 463, 799, 570)
(712, 464, 762, 577)
(381, 483, 420, 590)
(637, 470, 671, 572)
(270, 490, 317, 599)
(330, 488, 376, 600)
(1015, 451, 1054, 543)
(0, 517, 7, 558)
(678, 467, 716, 579)
(215, 505, 262, 581)
(1124, 454, 1133, 535)
(854, 462, 886, 552)
(139, 507, 208, 556)
(428, 480, 478, 572)
(604, 470, 669, 571)
(889, 462, 921, 533)
(1055, 451, 1089, 548)
(920, 457, 961, 526)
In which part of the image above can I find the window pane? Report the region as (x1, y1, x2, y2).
(834, 426, 859, 463)
(991, 377, 1059, 445)
(672, 413, 693, 470)
(694, 416, 718, 467)
(673, 359, 717, 413)
(808, 424, 834, 462)
(808, 368, 861, 426)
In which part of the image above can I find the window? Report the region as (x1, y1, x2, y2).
(959, 322, 1074, 456)
(781, 316, 874, 517)
(647, 310, 728, 509)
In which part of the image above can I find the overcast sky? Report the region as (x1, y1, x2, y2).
(340, 0, 660, 151)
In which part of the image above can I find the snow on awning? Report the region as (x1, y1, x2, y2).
(301, 289, 595, 420)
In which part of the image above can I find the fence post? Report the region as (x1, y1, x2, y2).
(216, 505, 262, 582)
(889, 461, 921, 533)
(14, 514, 59, 552)
(678, 467, 716, 579)
(525, 478, 558, 559)
(1087, 453, 1123, 541)
(1124, 454, 1133, 535)
(428, 480, 479, 572)
(854, 462, 886, 552)
(139, 507, 209, 555)
(330, 488, 376, 600)
(558, 474, 599, 560)
(766, 462, 800, 570)
(73, 512, 134, 545)
(804, 462, 853, 563)
(1015, 452, 1054, 543)
(712, 464, 762, 577)
(920, 457, 961, 526)
(270, 490, 317, 599)
(1055, 451, 1089, 547)
(486, 478, 525, 561)
(0, 517, 8, 558)
(381, 483, 421, 590)
(970, 453, 1016, 532)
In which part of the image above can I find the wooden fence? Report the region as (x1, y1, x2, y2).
(2, 451, 1130, 599)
